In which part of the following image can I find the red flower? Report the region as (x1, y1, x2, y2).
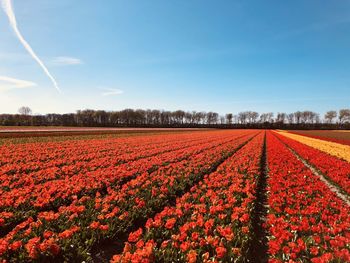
(128, 228, 143, 243)
(90, 221, 101, 229)
(43, 231, 54, 239)
(180, 241, 190, 252)
(165, 218, 176, 229)
(9, 241, 22, 251)
(216, 246, 226, 259)
(99, 224, 109, 231)
(187, 250, 197, 263)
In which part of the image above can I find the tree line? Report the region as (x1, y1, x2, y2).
(0, 107, 350, 129)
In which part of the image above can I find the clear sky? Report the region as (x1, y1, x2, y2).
(0, 0, 350, 115)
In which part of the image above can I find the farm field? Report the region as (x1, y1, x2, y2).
(0, 129, 349, 262)
(287, 130, 350, 146)
(0, 127, 207, 141)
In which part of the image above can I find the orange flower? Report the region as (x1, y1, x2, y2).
(187, 250, 197, 263)
(25, 237, 41, 259)
(128, 228, 143, 243)
(180, 241, 190, 252)
(9, 241, 22, 251)
(99, 224, 109, 231)
(43, 231, 54, 239)
(90, 221, 101, 229)
(165, 218, 176, 229)
(216, 246, 226, 259)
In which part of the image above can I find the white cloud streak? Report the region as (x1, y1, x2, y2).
(0, 75, 37, 91)
(51, 56, 83, 66)
(99, 88, 124, 96)
(1, 0, 60, 92)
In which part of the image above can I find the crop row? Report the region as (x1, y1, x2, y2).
(0, 131, 233, 201)
(266, 132, 350, 262)
(275, 132, 350, 195)
(0, 131, 251, 232)
(0, 131, 258, 261)
(111, 132, 265, 262)
(0, 132, 221, 188)
(288, 131, 350, 146)
(276, 131, 350, 163)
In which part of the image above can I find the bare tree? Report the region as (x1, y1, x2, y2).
(220, 116, 225, 125)
(250, 111, 259, 123)
(294, 111, 302, 124)
(225, 113, 233, 124)
(238, 112, 248, 124)
(267, 112, 274, 123)
(287, 113, 295, 124)
(259, 112, 274, 123)
(18, 106, 32, 116)
(206, 112, 219, 125)
(259, 113, 268, 123)
(276, 113, 286, 123)
(339, 109, 350, 123)
(324, 111, 337, 123)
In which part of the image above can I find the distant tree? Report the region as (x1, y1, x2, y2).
(220, 116, 225, 125)
(238, 112, 248, 124)
(339, 109, 350, 123)
(1, 107, 349, 129)
(249, 111, 259, 123)
(324, 111, 337, 123)
(287, 113, 295, 124)
(18, 106, 32, 115)
(294, 111, 302, 124)
(267, 112, 274, 123)
(259, 113, 267, 123)
(276, 113, 286, 123)
(225, 113, 233, 124)
(206, 112, 219, 125)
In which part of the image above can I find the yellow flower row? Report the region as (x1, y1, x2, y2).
(276, 130, 350, 163)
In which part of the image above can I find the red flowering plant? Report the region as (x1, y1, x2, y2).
(275, 132, 350, 195)
(266, 132, 350, 262)
(288, 130, 350, 146)
(111, 133, 264, 262)
(0, 131, 238, 232)
(0, 131, 257, 261)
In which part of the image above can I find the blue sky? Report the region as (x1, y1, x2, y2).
(0, 0, 350, 115)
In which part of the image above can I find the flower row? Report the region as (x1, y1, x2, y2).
(0, 132, 216, 189)
(266, 132, 350, 262)
(275, 132, 350, 195)
(1, 132, 247, 232)
(288, 131, 350, 146)
(276, 131, 350, 163)
(111, 132, 265, 262)
(0, 131, 258, 261)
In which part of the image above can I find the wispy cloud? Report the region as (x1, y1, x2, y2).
(99, 87, 124, 96)
(1, 0, 60, 92)
(51, 56, 83, 66)
(0, 76, 37, 91)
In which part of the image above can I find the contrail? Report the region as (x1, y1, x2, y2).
(1, 0, 60, 92)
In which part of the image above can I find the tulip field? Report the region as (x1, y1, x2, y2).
(0, 129, 349, 262)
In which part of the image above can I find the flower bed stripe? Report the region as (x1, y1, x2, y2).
(0, 131, 258, 261)
(276, 130, 350, 163)
(287, 131, 350, 146)
(110, 132, 265, 262)
(274, 131, 350, 196)
(1, 132, 250, 236)
(266, 131, 350, 262)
